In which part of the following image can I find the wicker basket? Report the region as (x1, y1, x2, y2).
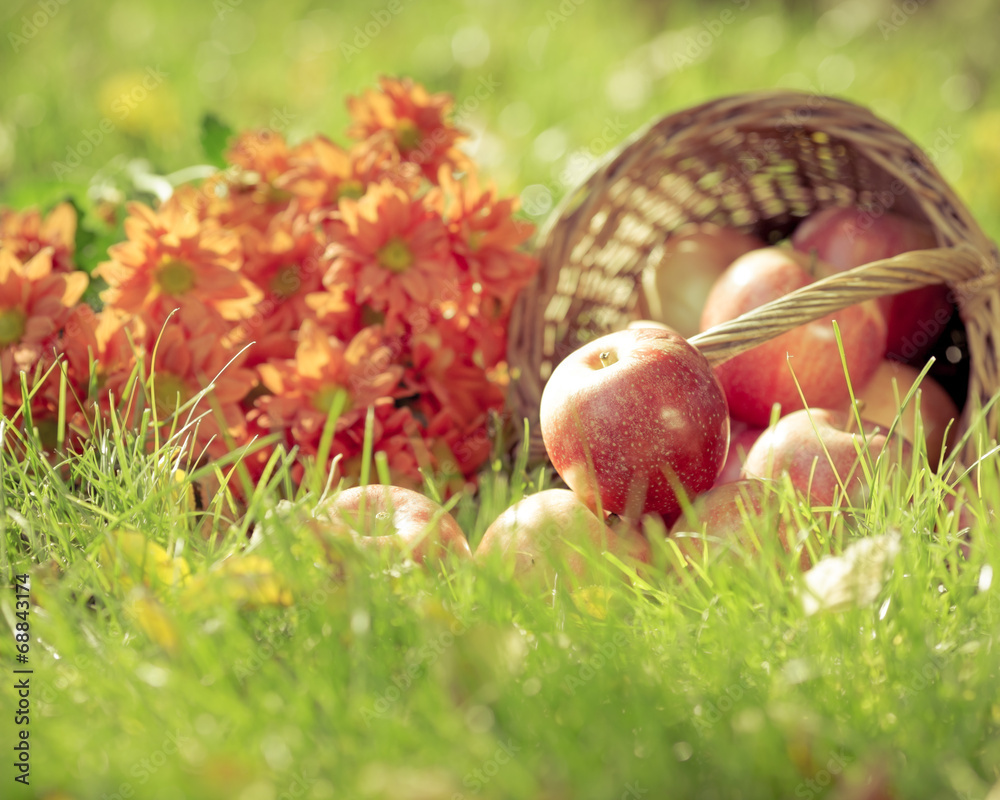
(508, 90, 1000, 466)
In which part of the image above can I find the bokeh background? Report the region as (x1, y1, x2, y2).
(2, 0, 999, 240)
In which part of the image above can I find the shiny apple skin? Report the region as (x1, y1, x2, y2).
(791, 206, 951, 359)
(700, 247, 888, 427)
(475, 489, 650, 587)
(540, 326, 730, 518)
(313, 485, 472, 563)
(741, 408, 911, 508)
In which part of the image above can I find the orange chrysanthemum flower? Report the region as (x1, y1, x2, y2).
(187, 130, 298, 232)
(422, 407, 493, 488)
(16, 306, 115, 452)
(319, 180, 456, 332)
(277, 133, 421, 213)
(103, 304, 256, 462)
(0, 248, 88, 397)
(347, 76, 469, 180)
(256, 321, 404, 458)
(408, 327, 506, 426)
(333, 404, 427, 490)
(227, 129, 293, 184)
(432, 168, 538, 312)
(0, 203, 77, 273)
(226, 208, 332, 366)
(58, 305, 136, 415)
(95, 198, 262, 328)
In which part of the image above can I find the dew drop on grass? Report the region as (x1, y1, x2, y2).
(673, 741, 694, 762)
(978, 565, 993, 593)
(351, 608, 371, 635)
(465, 704, 495, 733)
(135, 662, 169, 687)
(781, 658, 812, 685)
(260, 733, 293, 770)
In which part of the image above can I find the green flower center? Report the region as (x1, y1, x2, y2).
(155, 259, 196, 296)
(360, 305, 385, 327)
(0, 308, 27, 347)
(151, 372, 190, 417)
(312, 384, 349, 416)
(337, 180, 365, 200)
(396, 120, 423, 152)
(376, 237, 413, 273)
(270, 265, 300, 299)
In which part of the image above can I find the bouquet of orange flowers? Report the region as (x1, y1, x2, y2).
(0, 77, 539, 498)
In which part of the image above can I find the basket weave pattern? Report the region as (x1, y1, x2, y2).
(509, 91, 1000, 463)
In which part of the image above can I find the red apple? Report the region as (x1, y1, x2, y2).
(626, 319, 674, 331)
(641, 223, 766, 337)
(311, 485, 472, 563)
(714, 420, 766, 486)
(700, 247, 888, 427)
(475, 489, 650, 587)
(740, 408, 911, 507)
(540, 326, 730, 518)
(854, 359, 959, 465)
(791, 206, 951, 360)
(668, 479, 806, 568)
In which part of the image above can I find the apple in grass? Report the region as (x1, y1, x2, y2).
(474, 489, 650, 588)
(540, 326, 730, 519)
(791, 206, 951, 360)
(641, 223, 767, 338)
(714, 420, 766, 486)
(854, 359, 959, 465)
(740, 408, 912, 508)
(310, 485, 472, 564)
(700, 247, 888, 427)
(667, 478, 809, 569)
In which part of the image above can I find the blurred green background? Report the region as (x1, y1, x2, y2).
(1, 0, 999, 239)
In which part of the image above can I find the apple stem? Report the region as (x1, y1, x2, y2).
(599, 351, 614, 368)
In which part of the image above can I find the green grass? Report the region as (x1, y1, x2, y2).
(3, 1, 1000, 798)
(1, 362, 998, 799)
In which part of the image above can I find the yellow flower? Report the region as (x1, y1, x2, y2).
(98, 529, 191, 591)
(124, 589, 179, 654)
(179, 555, 292, 611)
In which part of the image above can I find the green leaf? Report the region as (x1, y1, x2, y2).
(64, 195, 122, 277)
(200, 113, 234, 168)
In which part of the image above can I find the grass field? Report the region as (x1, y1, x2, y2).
(3, 1, 1000, 798)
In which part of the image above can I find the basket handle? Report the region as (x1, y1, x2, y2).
(689, 245, 989, 366)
